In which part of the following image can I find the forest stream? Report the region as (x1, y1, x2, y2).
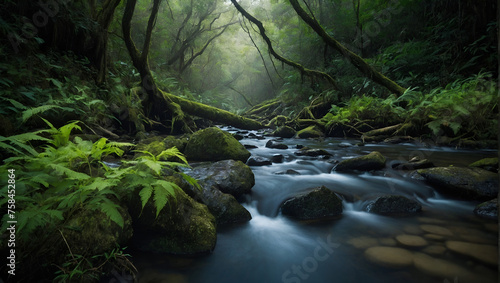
(131, 127, 498, 283)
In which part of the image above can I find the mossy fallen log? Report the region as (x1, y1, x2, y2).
(159, 90, 263, 130)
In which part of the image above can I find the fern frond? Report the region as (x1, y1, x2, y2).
(22, 105, 63, 123)
(99, 199, 124, 228)
(49, 163, 90, 180)
(140, 159, 163, 175)
(179, 172, 202, 191)
(81, 177, 119, 191)
(156, 147, 188, 164)
(152, 179, 180, 217)
(139, 184, 153, 214)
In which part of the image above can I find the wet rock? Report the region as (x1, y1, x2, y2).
(270, 154, 285, 163)
(469, 157, 498, 173)
(244, 144, 258, 149)
(295, 147, 332, 157)
(473, 198, 498, 220)
(366, 195, 422, 215)
(281, 186, 343, 220)
(185, 127, 250, 162)
(334, 151, 386, 172)
(392, 159, 434, 171)
(395, 234, 428, 247)
(135, 135, 188, 158)
(267, 115, 288, 129)
(364, 247, 414, 268)
(296, 125, 324, 139)
(445, 241, 498, 266)
(273, 125, 296, 138)
(265, 139, 288, 149)
(188, 160, 254, 198)
(413, 252, 477, 282)
(275, 169, 301, 175)
(338, 142, 353, 148)
(132, 189, 217, 255)
(419, 224, 453, 236)
(247, 156, 272, 166)
(416, 167, 499, 200)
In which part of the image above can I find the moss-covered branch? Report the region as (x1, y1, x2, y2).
(230, 0, 338, 89)
(288, 0, 406, 96)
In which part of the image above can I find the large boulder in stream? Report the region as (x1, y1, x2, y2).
(184, 127, 250, 162)
(333, 151, 386, 172)
(188, 160, 255, 198)
(415, 167, 499, 200)
(366, 195, 422, 215)
(281, 186, 343, 220)
(131, 189, 217, 255)
(167, 168, 252, 225)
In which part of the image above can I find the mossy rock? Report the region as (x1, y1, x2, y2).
(473, 198, 498, 220)
(281, 186, 343, 220)
(416, 167, 499, 200)
(184, 127, 251, 162)
(469, 157, 498, 173)
(135, 135, 189, 158)
(132, 189, 217, 255)
(273, 125, 296, 138)
(63, 205, 133, 256)
(296, 125, 324, 139)
(334, 151, 386, 172)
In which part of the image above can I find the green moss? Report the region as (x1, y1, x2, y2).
(184, 127, 251, 162)
(469, 157, 498, 169)
(335, 151, 386, 171)
(273, 125, 296, 138)
(296, 125, 324, 138)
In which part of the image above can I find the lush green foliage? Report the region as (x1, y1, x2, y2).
(324, 72, 498, 139)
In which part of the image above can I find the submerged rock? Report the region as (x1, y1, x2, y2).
(296, 125, 324, 139)
(395, 234, 428, 247)
(366, 195, 422, 215)
(416, 167, 499, 200)
(364, 246, 414, 268)
(445, 241, 498, 266)
(281, 186, 343, 220)
(413, 252, 477, 282)
(334, 151, 386, 172)
(473, 198, 498, 220)
(188, 160, 254, 198)
(184, 127, 250, 162)
(273, 125, 296, 138)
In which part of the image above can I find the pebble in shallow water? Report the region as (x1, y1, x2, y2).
(395, 234, 428, 247)
(445, 241, 498, 266)
(413, 252, 478, 282)
(419, 224, 453, 236)
(364, 246, 414, 268)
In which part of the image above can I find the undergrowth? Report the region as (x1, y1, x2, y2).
(323, 72, 498, 140)
(0, 119, 198, 281)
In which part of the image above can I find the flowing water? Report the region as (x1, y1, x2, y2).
(131, 128, 498, 283)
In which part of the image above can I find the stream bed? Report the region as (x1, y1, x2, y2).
(132, 128, 498, 283)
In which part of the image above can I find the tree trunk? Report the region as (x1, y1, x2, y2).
(288, 0, 406, 96)
(122, 0, 262, 132)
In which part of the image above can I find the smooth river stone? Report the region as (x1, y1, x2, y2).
(422, 245, 446, 255)
(364, 247, 414, 268)
(403, 225, 423, 235)
(395, 234, 428, 247)
(348, 236, 378, 249)
(413, 252, 477, 282)
(419, 224, 453, 236)
(445, 241, 498, 266)
(423, 233, 445, 241)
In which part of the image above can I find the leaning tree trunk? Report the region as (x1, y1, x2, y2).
(288, 0, 406, 96)
(122, 0, 262, 132)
